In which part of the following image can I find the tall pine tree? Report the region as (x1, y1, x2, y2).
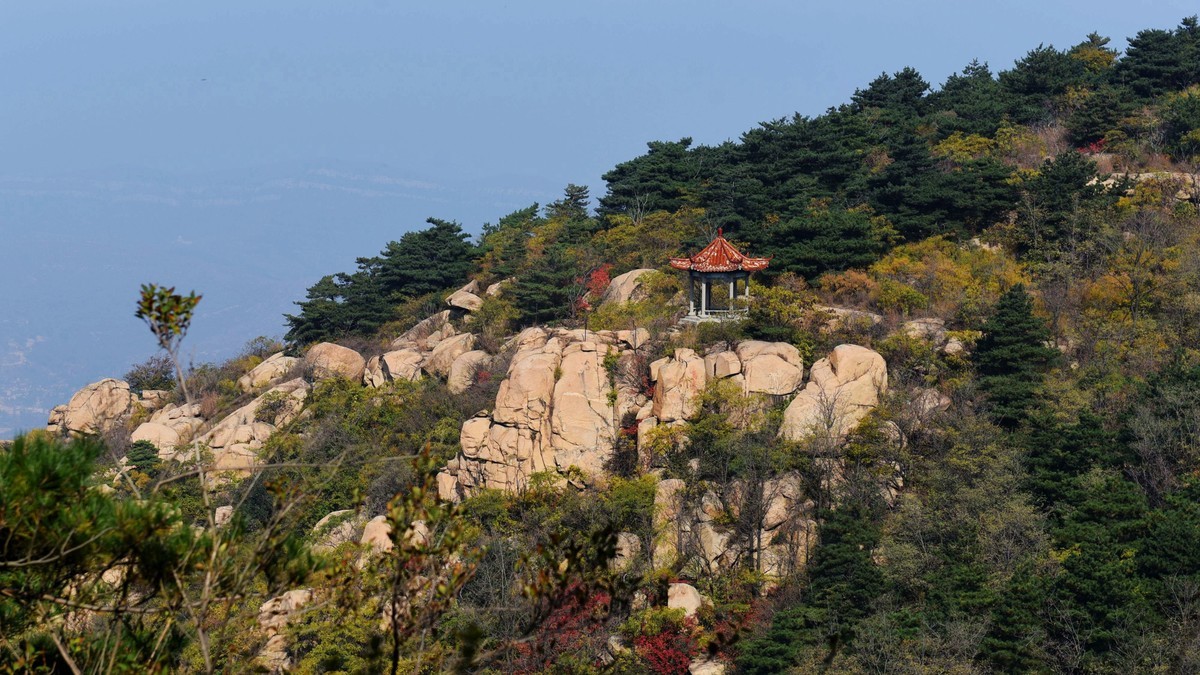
(974, 284, 1058, 429)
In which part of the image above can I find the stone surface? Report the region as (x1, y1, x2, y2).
(214, 505, 234, 527)
(391, 310, 456, 351)
(425, 333, 476, 378)
(653, 478, 687, 567)
(485, 278, 515, 297)
(447, 287, 484, 312)
(902, 317, 947, 344)
(238, 352, 299, 392)
(601, 268, 656, 306)
(130, 422, 181, 451)
(364, 349, 424, 387)
(311, 510, 361, 553)
(943, 337, 966, 356)
(736, 341, 804, 396)
(143, 402, 204, 453)
(549, 342, 617, 479)
(704, 351, 741, 379)
(779, 344, 887, 442)
(195, 379, 309, 473)
(651, 349, 707, 423)
(360, 515, 394, 556)
(58, 379, 137, 435)
(814, 305, 883, 332)
(689, 659, 727, 675)
(447, 350, 491, 394)
(612, 532, 642, 570)
(138, 390, 172, 410)
(257, 589, 313, 671)
(305, 343, 366, 382)
(667, 583, 708, 617)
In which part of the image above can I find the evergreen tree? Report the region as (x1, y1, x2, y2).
(737, 502, 882, 673)
(376, 217, 474, 298)
(974, 285, 1058, 429)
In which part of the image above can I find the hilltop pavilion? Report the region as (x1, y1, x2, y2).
(670, 229, 770, 322)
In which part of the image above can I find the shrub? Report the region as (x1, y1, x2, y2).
(124, 353, 176, 392)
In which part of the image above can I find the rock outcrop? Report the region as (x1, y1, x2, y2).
(602, 268, 656, 306)
(667, 583, 708, 618)
(237, 352, 299, 392)
(424, 333, 476, 378)
(305, 343, 366, 382)
(437, 328, 650, 500)
(902, 317, 946, 344)
(446, 280, 485, 312)
(257, 589, 312, 671)
(364, 349, 424, 387)
(391, 310, 456, 351)
(193, 378, 309, 473)
(779, 344, 887, 442)
(50, 379, 137, 435)
(735, 341, 805, 396)
(651, 349, 707, 423)
(447, 350, 491, 394)
(311, 510, 363, 553)
(132, 402, 204, 454)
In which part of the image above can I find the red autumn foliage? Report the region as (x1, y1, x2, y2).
(632, 618, 698, 675)
(587, 263, 615, 300)
(509, 586, 612, 674)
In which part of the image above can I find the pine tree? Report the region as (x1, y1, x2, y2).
(974, 284, 1058, 429)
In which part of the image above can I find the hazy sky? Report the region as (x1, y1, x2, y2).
(1, 1, 1196, 436)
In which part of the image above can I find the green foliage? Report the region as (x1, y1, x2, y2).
(123, 353, 176, 392)
(285, 218, 474, 345)
(974, 285, 1058, 428)
(135, 283, 202, 353)
(125, 439, 162, 478)
(737, 502, 883, 673)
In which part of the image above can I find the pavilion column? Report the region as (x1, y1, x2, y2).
(701, 281, 708, 315)
(688, 275, 696, 315)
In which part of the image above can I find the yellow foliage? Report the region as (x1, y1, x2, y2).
(595, 207, 704, 271)
(932, 132, 996, 165)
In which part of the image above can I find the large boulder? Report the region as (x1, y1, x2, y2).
(651, 349, 707, 423)
(305, 343, 366, 382)
(391, 310, 456, 351)
(667, 583, 708, 618)
(902, 318, 947, 344)
(360, 515, 394, 556)
(601, 269, 655, 306)
(364, 349, 423, 388)
(425, 333, 477, 378)
(130, 422, 181, 452)
(311, 510, 362, 553)
(237, 352, 299, 392)
(779, 344, 887, 442)
(736, 341, 804, 396)
(446, 280, 485, 312)
(447, 350, 491, 394)
(57, 379, 137, 435)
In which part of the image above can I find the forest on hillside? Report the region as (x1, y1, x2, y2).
(6, 16, 1200, 674)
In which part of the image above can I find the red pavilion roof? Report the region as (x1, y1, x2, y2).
(669, 229, 770, 273)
